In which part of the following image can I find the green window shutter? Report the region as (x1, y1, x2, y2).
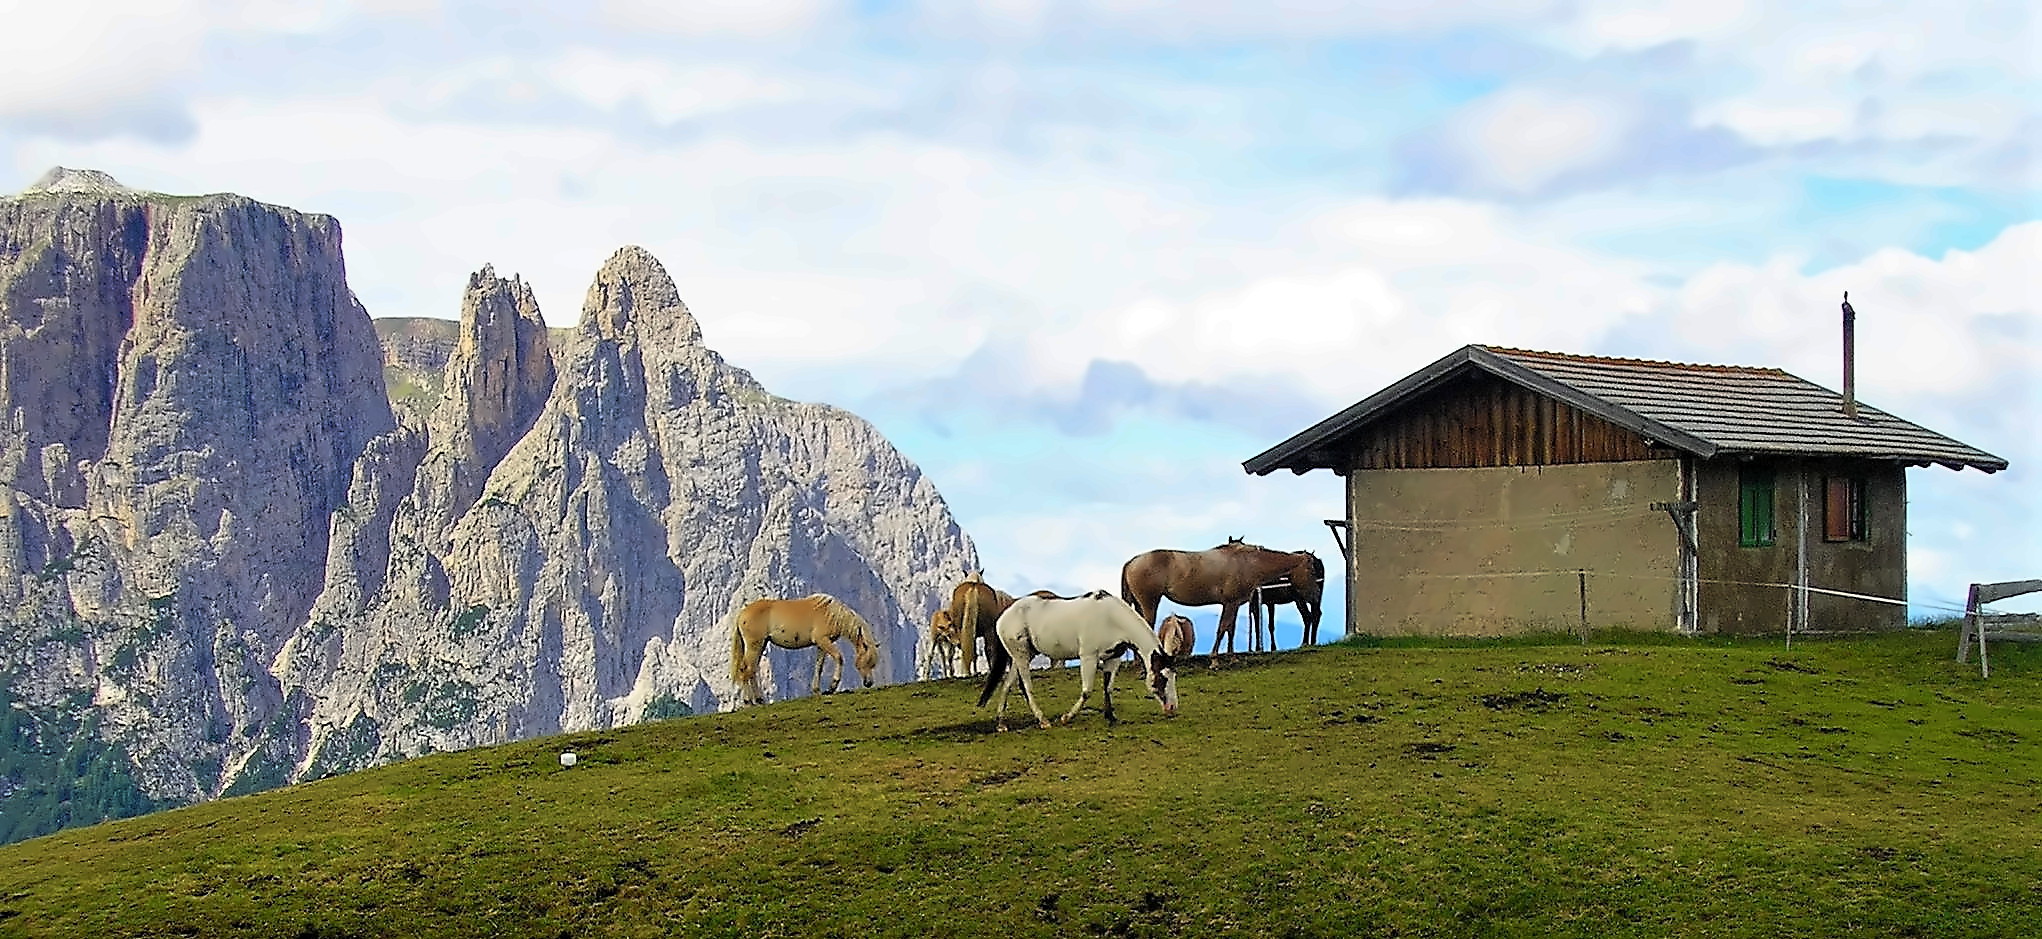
(1739, 465, 1776, 547)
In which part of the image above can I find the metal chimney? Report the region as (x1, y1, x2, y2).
(1841, 291, 1857, 418)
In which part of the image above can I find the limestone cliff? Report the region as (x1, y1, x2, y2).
(0, 170, 978, 841)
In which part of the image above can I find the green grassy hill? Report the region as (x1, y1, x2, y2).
(3, 631, 2037, 938)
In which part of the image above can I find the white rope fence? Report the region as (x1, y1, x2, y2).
(1363, 566, 1987, 650)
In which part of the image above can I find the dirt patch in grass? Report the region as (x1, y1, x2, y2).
(1476, 688, 1567, 710)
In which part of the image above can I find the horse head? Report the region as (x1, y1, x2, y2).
(1146, 649, 1179, 716)
(1286, 551, 1325, 601)
(854, 637, 880, 679)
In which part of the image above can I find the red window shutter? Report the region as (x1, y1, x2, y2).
(1824, 476, 1852, 541)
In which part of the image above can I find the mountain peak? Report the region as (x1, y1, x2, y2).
(23, 167, 143, 196)
(581, 245, 702, 344)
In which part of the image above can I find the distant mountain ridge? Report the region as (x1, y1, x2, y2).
(0, 170, 978, 843)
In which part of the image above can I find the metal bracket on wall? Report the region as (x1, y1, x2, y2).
(1324, 519, 1352, 565)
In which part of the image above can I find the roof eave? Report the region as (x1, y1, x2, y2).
(1245, 345, 1726, 476)
(1243, 346, 1481, 476)
(1712, 448, 2009, 474)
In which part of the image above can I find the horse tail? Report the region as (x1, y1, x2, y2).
(964, 583, 983, 662)
(1119, 558, 1136, 608)
(976, 632, 1011, 708)
(974, 588, 1012, 707)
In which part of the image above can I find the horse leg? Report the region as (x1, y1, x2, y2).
(992, 659, 1022, 732)
(1222, 602, 1241, 659)
(823, 641, 848, 694)
(1100, 657, 1123, 724)
(1061, 656, 1099, 725)
(738, 639, 763, 705)
(1013, 646, 1050, 729)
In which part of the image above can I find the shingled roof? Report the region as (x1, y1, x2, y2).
(1244, 344, 2008, 475)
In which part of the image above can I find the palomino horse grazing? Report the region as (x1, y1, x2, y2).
(730, 594, 881, 707)
(977, 591, 1179, 730)
(1133, 612, 1197, 679)
(1250, 552, 1327, 648)
(1120, 540, 1321, 662)
(929, 608, 966, 679)
(1158, 613, 1197, 659)
(945, 572, 1016, 678)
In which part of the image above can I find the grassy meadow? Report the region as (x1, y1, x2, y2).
(1, 629, 2038, 938)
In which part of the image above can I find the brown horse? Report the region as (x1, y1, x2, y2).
(944, 572, 1018, 678)
(1120, 540, 1321, 660)
(730, 594, 881, 706)
(1249, 552, 1327, 648)
(929, 608, 965, 678)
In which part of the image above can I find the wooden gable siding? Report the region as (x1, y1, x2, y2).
(1344, 373, 1668, 470)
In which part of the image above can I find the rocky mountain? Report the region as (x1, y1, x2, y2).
(0, 170, 978, 842)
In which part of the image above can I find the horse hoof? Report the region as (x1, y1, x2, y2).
(1038, 721, 1052, 730)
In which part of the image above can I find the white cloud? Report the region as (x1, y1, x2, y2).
(914, 0, 1563, 40)
(597, 0, 833, 37)
(0, 2, 206, 120)
(544, 50, 806, 123)
(1563, 0, 1758, 50)
(1442, 88, 1639, 196)
(0, 0, 448, 138)
(1558, 1, 2040, 165)
(1657, 223, 2041, 401)
(998, 197, 1658, 406)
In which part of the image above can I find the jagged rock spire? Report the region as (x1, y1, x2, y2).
(423, 264, 556, 523)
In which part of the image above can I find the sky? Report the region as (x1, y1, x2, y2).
(4, 0, 2036, 644)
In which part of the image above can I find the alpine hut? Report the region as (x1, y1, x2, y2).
(1244, 344, 2006, 637)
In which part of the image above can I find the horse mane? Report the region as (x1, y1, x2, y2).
(809, 594, 877, 647)
(1215, 538, 1274, 553)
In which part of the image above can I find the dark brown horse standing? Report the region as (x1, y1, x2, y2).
(1120, 540, 1322, 660)
(1249, 552, 1327, 648)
